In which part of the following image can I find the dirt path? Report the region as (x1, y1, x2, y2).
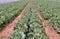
(0, 2, 29, 39)
(33, 4, 60, 39)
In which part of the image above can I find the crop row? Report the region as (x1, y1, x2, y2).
(34, 0, 60, 33)
(0, 0, 28, 29)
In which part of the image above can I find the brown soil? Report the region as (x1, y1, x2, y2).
(0, 2, 29, 39)
(33, 4, 60, 39)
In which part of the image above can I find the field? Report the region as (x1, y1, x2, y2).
(0, 0, 60, 39)
(0, 0, 28, 29)
(34, 0, 60, 33)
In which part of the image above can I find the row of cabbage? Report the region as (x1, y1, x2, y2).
(25, 7, 48, 39)
(8, 4, 48, 39)
(33, 0, 60, 33)
(0, 0, 28, 29)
